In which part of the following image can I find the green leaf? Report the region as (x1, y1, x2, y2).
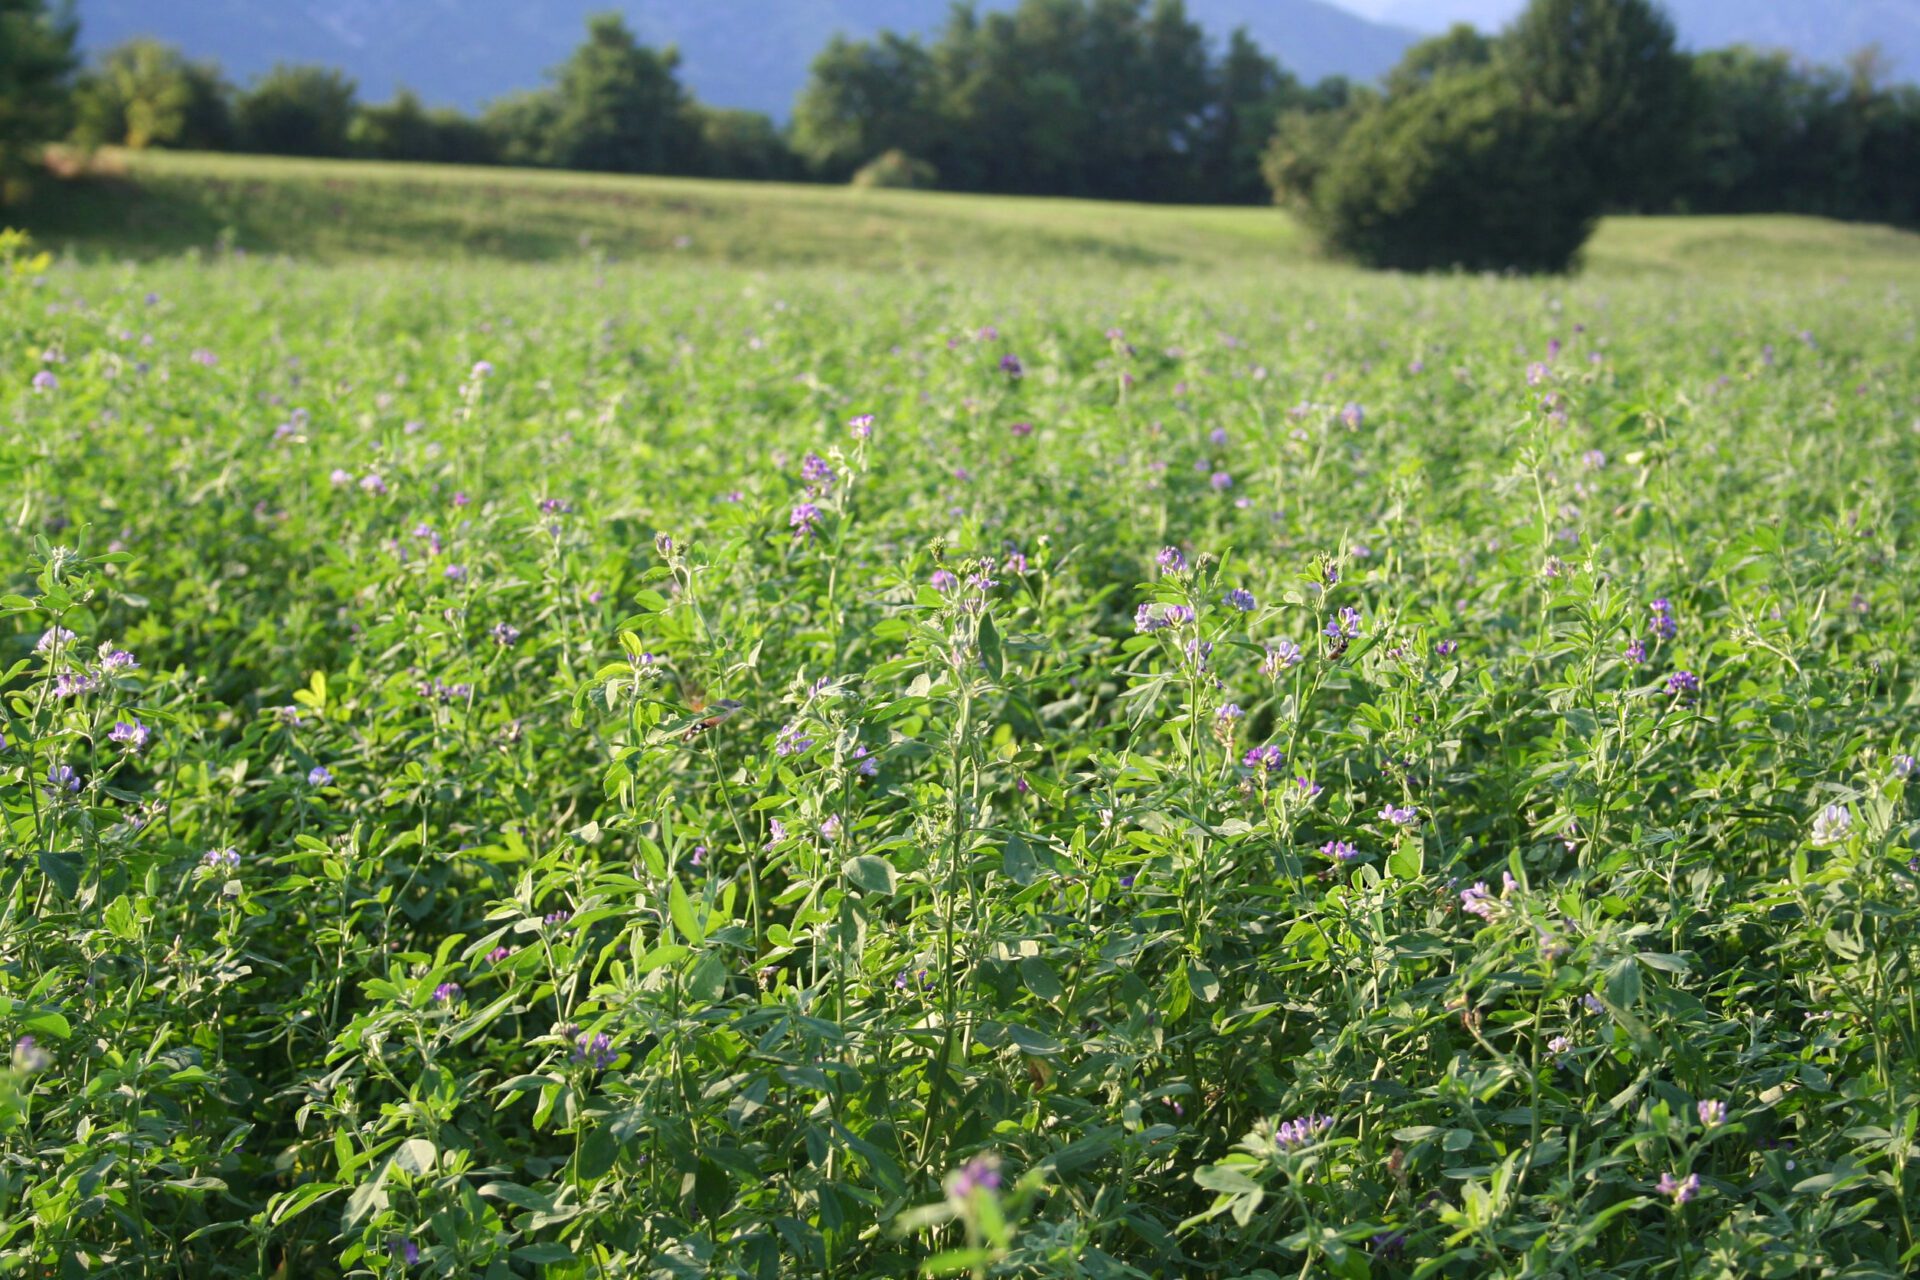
(844, 854, 897, 895)
(38, 850, 80, 899)
(668, 876, 704, 946)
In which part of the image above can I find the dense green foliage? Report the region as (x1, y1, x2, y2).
(1271, 0, 1690, 271)
(0, 0, 76, 201)
(4, 218, 1920, 1278)
(233, 63, 359, 158)
(70, 36, 231, 153)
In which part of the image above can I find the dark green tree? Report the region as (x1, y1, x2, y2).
(350, 89, 496, 165)
(791, 33, 940, 179)
(0, 0, 77, 201)
(73, 38, 230, 151)
(1282, 67, 1593, 272)
(543, 13, 697, 175)
(1385, 23, 1495, 98)
(688, 106, 796, 181)
(235, 64, 356, 156)
(1502, 0, 1689, 209)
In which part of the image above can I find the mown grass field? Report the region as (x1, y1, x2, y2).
(22, 148, 1920, 281)
(3, 154, 1920, 1279)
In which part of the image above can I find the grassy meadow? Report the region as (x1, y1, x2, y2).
(3, 153, 1920, 1278)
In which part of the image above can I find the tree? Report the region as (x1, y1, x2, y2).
(688, 106, 796, 181)
(1197, 28, 1302, 204)
(543, 13, 697, 175)
(1283, 67, 1594, 272)
(73, 38, 230, 151)
(236, 64, 356, 156)
(350, 89, 496, 165)
(1502, 0, 1689, 209)
(1385, 23, 1494, 98)
(791, 33, 939, 179)
(0, 0, 77, 201)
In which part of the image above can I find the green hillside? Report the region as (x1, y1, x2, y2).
(20, 148, 1920, 282)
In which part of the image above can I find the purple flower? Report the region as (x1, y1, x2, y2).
(1293, 776, 1323, 801)
(930, 568, 959, 591)
(1341, 403, 1365, 429)
(108, 719, 151, 750)
(488, 946, 512, 964)
(1215, 702, 1244, 722)
(1008, 421, 1034, 437)
(31, 370, 57, 392)
(1460, 881, 1496, 919)
(359, 473, 388, 496)
(433, 982, 461, 1005)
(391, 1236, 421, 1266)
(491, 622, 521, 647)
(329, 468, 354, 488)
(202, 847, 239, 870)
(1222, 587, 1255, 612)
(947, 1154, 1003, 1199)
(46, 764, 80, 795)
(52, 672, 98, 698)
(12, 1036, 50, 1072)
(1209, 471, 1232, 491)
(801, 452, 836, 490)
(1209, 426, 1229, 446)
(1242, 744, 1285, 772)
(790, 502, 821, 537)
(35, 626, 76, 654)
(999, 354, 1024, 378)
(443, 563, 467, 581)
(1697, 1100, 1727, 1127)
(1434, 639, 1457, 657)
(1649, 598, 1678, 640)
(1656, 1171, 1701, 1204)
(1260, 641, 1303, 677)
(1527, 361, 1550, 386)
(852, 745, 878, 777)
(1624, 637, 1647, 665)
(471, 360, 494, 379)
(774, 721, 813, 757)
(1321, 840, 1358, 863)
(572, 1031, 618, 1070)
(1894, 754, 1917, 780)
(1370, 1231, 1407, 1260)
(1157, 546, 1187, 573)
(307, 765, 333, 787)
(1379, 803, 1418, 826)
(1273, 1114, 1333, 1150)
(819, 814, 842, 842)
(1666, 669, 1699, 696)
(766, 818, 788, 848)
(848, 413, 874, 439)
(1811, 803, 1851, 847)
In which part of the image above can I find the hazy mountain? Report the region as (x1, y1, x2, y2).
(74, 0, 1421, 119)
(1342, 0, 1920, 82)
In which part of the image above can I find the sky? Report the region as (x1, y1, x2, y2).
(1335, 1, 1523, 28)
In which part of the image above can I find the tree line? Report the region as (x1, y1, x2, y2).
(2, 0, 1917, 270)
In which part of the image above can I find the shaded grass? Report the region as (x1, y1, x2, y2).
(15, 148, 1920, 284)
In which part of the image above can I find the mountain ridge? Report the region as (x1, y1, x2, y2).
(73, 0, 1421, 119)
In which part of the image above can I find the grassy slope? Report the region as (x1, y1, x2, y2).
(18, 147, 1920, 282)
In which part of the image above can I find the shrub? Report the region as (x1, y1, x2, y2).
(851, 148, 937, 190)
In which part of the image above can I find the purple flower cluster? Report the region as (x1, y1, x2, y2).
(1242, 744, 1285, 772)
(572, 1031, 617, 1069)
(1260, 641, 1303, 676)
(1134, 602, 1195, 633)
(1656, 1171, 1701, 1204)
(1157, 546, 1187, 573)
(774, 721, 813, 757)
(1273, 1113, 1334, 1150)
(1222, 587, 1256, 612)
(1321, 840, 1358, 863)
(1649, 597, 1678, 640)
